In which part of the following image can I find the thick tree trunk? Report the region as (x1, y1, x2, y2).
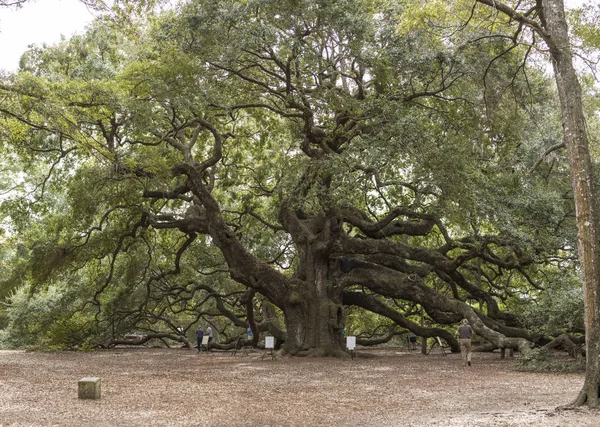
(542, 0, 600, 407)
(187, 168, 349, 356)
(283, 258, 347, 356)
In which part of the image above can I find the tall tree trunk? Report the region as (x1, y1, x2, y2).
(475, 0, 600, 408)
(282, 261, 346, 356)
(542, 0, 600, 407)
(190, 175, 347, 356)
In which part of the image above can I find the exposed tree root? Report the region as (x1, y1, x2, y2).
(572, 379, 600, 408)
(543, 334, 584, 358)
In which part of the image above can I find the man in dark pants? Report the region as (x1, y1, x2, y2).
(456, 319, 473, 367)
(196, 326, 204, 352)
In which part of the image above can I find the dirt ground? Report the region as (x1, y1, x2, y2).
(1, 347, 599, 426)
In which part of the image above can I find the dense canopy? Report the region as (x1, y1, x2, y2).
(0, 0, 598, 367)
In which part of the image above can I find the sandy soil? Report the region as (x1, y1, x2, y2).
(0, 347, 598, 426)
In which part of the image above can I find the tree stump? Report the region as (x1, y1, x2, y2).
(78, 377, 101, 399)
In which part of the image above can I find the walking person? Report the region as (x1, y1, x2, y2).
(196, 326, 204, 352)
(456, 319, 473, 366)
(206, 325, 213, 343)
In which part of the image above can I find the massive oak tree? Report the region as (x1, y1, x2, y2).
(0, 0, 584, 357)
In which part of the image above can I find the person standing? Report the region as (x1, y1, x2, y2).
(409, 331, 417, 351)
(196, 326, 204, 352)
(206, 326, 213, 348)
(456, 319, 473, 366)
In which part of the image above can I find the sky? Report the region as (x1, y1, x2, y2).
(0, 0, 593, 72)
(0, 0, 95, 71)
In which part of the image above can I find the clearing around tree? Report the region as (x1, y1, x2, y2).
(0, 348, 598, 426)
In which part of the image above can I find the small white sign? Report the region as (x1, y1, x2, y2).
(202, 336, 209, 345)
(346, 336, 356, 350)
(265, 336, 275, 349)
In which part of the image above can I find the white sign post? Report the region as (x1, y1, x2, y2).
(200, 335, 209, 352)
(346, 336, 357, 359)
(346, 336, 356, 350)
(262, 336, 276, 361)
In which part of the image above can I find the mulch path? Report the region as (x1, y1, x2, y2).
(0, 347, 598, 426)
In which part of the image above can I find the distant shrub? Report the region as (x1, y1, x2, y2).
(517, 347, 584, 373)
(0, 284, 98, 350)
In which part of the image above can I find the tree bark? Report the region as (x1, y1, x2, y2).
(341, 290, 460, 352)
(187, 171, 347, 356)
(543, 333, 585, 358)
(341, 263, 532, 352)
(541, 0, 600, 408)
(474, 0, 600, 408)
(281, 215, 347, 356)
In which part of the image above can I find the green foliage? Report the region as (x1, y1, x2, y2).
(0, 283, 96, 350)
(517, 347, 585, 373)
(569, 3, 600, 51)
(345, 305, 394, 337)
(0, 0, 592, 354)
(510, 271, 584, 335)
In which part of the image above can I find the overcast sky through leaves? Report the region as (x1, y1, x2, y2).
(0, 0, 592, 71)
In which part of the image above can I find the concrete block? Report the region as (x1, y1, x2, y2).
(78, 377, 101, 399)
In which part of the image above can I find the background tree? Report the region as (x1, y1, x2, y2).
(466, 0, 600, 408)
